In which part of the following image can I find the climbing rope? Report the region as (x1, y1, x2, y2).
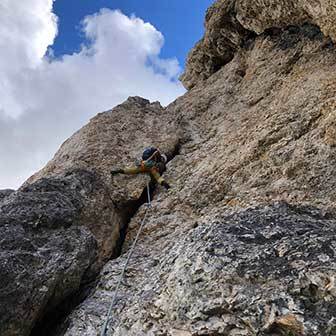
(100, 182, 152, 336)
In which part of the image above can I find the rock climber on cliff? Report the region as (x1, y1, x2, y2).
(111, 147, 171, 190)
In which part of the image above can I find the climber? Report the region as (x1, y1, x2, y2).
(111, 147, 171, 190)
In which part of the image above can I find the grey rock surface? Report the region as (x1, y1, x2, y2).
(61, 5, 336, 335)
(0, 170, 99, 336)
(0, 98, 180, 336)
(27, 96, 180, 203)
(0, 189, 14, 203)
(62, 202, 336, 335)
(2, 1, 336, 335)
(173, 24, 336, 211)
(181, 0, 336, 89)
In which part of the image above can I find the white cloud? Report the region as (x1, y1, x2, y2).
(0, 2, 185, 189)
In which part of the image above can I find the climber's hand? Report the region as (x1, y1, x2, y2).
(161, 181, 171, 190)
(111, 169, 124, 176)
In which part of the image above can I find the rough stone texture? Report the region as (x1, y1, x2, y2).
(0, 98, 180, 336)
(0, 189, 14, 203)
(25, 97, 179, 263)
(3, 1, 336, 335)
(27, 96, 180, 203)
(181, 0, 336, 89)
(63, 203, 336, 335)
(20, 169, 118, 265)
(60, 12, 336, 336)
(174, 24, 336, 211)
(0, 170, 99, 336)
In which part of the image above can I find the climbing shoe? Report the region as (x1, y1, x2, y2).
(161, 181, 171, 190)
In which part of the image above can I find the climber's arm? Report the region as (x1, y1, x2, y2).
(111, 166, 143, 175)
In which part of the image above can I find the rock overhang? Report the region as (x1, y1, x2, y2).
(181, 0, 336, 89)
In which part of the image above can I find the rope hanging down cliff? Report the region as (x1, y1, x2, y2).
(100, 182, 152, 336)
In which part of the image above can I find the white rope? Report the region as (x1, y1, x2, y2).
(101, 182, 151, 336)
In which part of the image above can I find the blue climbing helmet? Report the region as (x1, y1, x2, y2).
(142, 147, 158, 160)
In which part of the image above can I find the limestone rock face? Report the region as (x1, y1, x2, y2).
(63, 203, 336, 335)
(0, 170, 98, 336)
(24, 96, 180, 266)
(0, 189, 14, 203)
(3, 1, 336, 335)
(181, 0, 336, 89)
(175, 25, 336, 211)
(0, 98, 179, 336)
(27, 96, 180, 203)
(60, 6, 336, 336)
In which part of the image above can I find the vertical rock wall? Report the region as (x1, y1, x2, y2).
(3, 0, 336, 335)
(0, 98, 180, 336)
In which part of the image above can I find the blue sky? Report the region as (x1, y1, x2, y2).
(53, 0, 213, 66)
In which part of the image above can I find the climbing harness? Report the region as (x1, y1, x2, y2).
(100, 182, 152, 336)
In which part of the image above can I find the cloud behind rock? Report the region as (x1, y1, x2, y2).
(0, 2, 184, 189)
